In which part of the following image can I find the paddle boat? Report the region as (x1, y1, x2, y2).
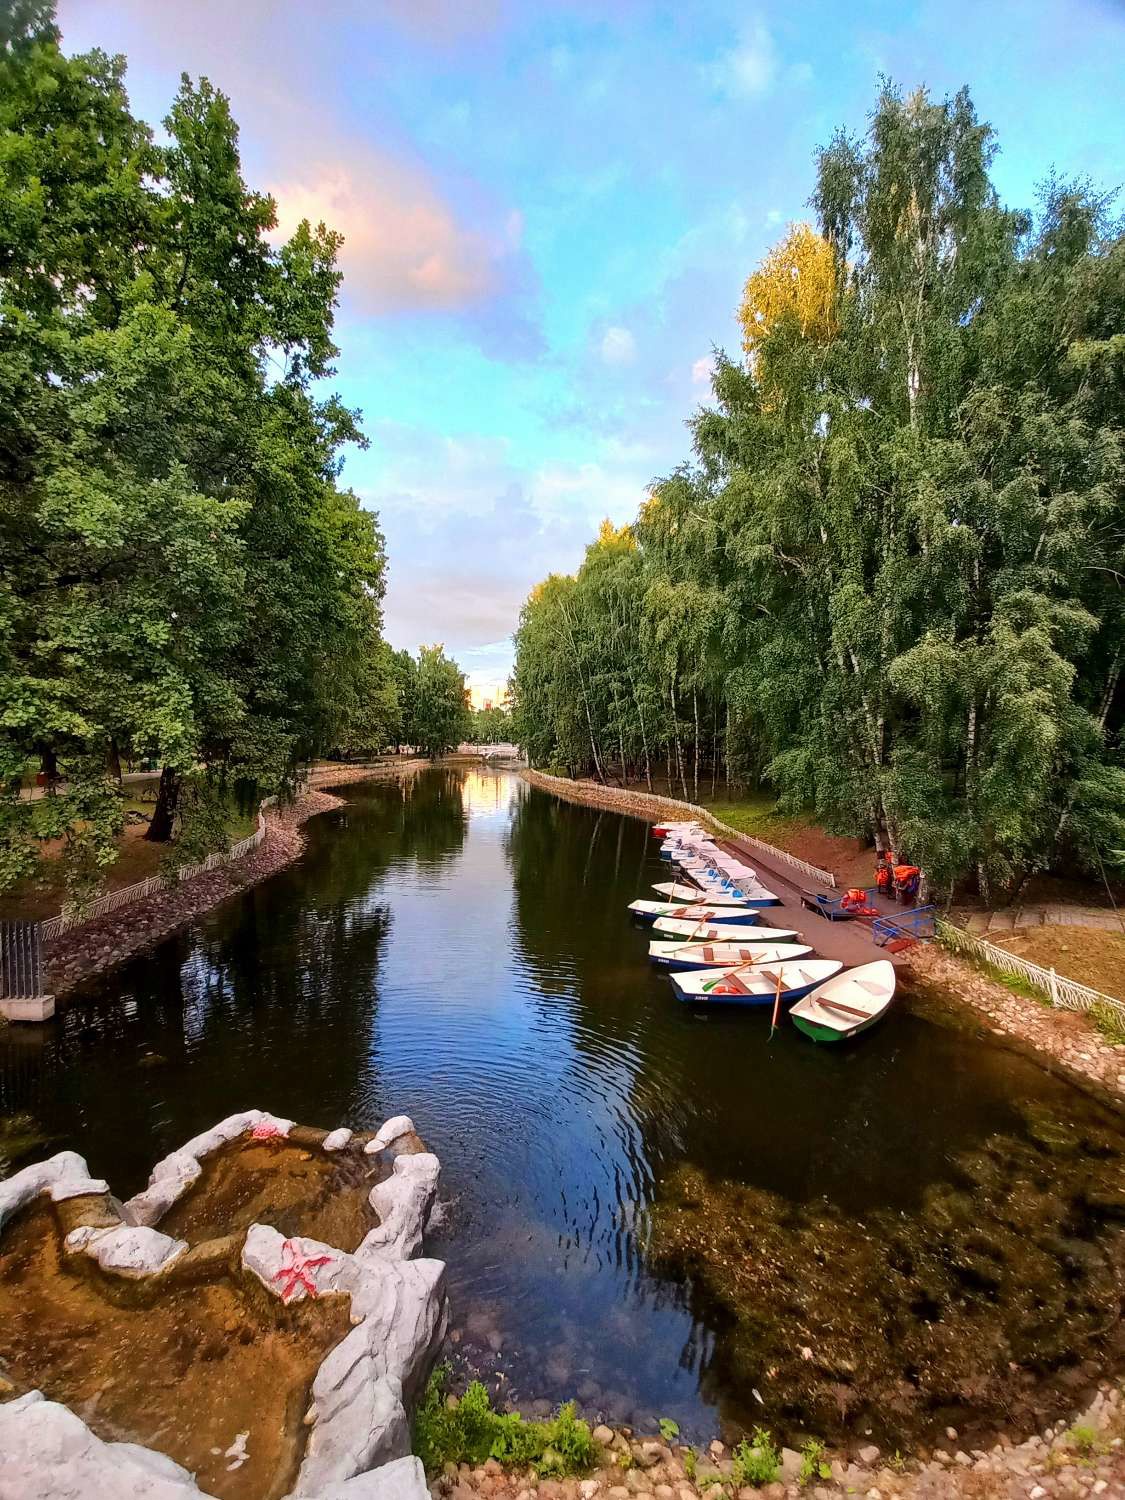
(789, 960, 896, 1042)
(629, 900, 771, 925)
(652, 882, 754, 905)
(652, 917, 799, 942)
(650, 940, 812, 973)
(671, 958, 843, 1006)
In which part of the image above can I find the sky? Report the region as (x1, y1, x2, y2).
(59, 0, 1125, 697)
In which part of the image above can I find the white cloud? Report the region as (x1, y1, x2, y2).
(600, 325, 636, 365)
(716, 18, 777, 98)
(691, 355, 714, 386)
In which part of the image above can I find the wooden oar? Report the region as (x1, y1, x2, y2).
(769, 964, 784, 1036)
(665, 914, 714, 957)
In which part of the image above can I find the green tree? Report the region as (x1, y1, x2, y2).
(405, 646, 471, 759)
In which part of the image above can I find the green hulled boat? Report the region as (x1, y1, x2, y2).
(789, 959, 896, 1042)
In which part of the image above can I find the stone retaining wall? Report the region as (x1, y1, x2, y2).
(907, 944, 1125, 1101)
(518, 771, 836, 886)
(39, 765, 429, 1001)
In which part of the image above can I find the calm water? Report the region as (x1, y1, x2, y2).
(1, 768, 1120, 1438)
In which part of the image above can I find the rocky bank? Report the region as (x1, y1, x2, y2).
(430, 1387, 1125, 1500)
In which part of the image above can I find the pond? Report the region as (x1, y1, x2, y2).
(1, 768, 1122, 1449)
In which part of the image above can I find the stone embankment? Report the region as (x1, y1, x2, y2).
(519, 771, 728, 830)
(432, 1386, 1125, 1500)
(42, 761, 428, 998)
(520, 769, 1125, 1101)
(906, 945, 1125, 1101)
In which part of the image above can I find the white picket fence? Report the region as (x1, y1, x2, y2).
(41, 802, 271, 941)
(936, 917, 1125, 1021)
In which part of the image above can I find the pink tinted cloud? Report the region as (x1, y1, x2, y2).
(270, 155, 513, 312)
(60, 0, 539, 331)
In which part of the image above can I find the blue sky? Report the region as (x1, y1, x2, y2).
(60, 0, 1125, 695)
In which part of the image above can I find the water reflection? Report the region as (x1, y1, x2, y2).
(0, 768, 1121, 1446)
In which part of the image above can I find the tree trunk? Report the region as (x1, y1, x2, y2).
(692, 689, 700, 803)
(670, 683, 688, 800)
(146, 766, 180, 843)
(39, 745, 59, 791)
(107, 739, 122, 784)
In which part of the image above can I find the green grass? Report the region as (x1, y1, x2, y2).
(413, 1366, 596, 1477)
(700, 792, 788, 838)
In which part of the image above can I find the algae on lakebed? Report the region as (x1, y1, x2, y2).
(649, 1102, 1125, 1450)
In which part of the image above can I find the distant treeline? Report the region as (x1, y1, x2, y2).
(511, 84, 1124, 901)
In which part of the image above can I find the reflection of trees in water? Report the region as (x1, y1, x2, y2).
(0, 770, 472, 1193)
(357, 766, 468, 870)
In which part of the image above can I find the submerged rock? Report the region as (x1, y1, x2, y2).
(648, 1111, 1125, 1450)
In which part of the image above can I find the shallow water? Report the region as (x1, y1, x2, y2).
(1, 768, 1121, 1442)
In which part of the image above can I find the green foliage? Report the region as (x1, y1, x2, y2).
(1066, 1423, 1102, 1456)
(467, 703, 514, 745)
(404, 646, 472, 759)
(512, 81, 1125, 904)
(682, 1448, 697, 1480)
(731, 1429, 781, 1486)
(0, 1, 393, 895)
(798, 1439, 832, 1484)
(658, 1417, 680, 1442)
(414, 1368, 595, 1477)
(1090, 1002, 1125, 1045)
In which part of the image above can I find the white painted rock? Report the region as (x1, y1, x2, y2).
(365, 1116, 417, 1154)
(301, 1456, 430, 1500)
(0, 1391, 205, 1498)
(323, 1129, 353, 1152)
(0, 1151, 108, 1235)
(360, 1153, 440, 1262)
(82, 1224, 188, 1278)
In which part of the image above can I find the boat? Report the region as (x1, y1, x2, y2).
(789, 960, 896, 1042)
(651, 912, 804, 936)
(652, 882, 753, 905)
(650, 940, 812, 972)
(670, 959, 843, 1005)
(629, 900, 772, 925)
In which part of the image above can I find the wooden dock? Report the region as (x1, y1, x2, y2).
(709, 835, 915, 968)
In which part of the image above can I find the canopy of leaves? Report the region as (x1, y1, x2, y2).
(0, 3, 394, 895)
(513, 82, 1124, 902)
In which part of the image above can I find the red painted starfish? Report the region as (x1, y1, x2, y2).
(272, 1238, 334, 1303)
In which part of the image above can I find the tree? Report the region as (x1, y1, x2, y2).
(0, 3, 389, 892)
(737, 222, 838, 361)
(511, 81, 1125, 901)
(405, 646, 471, 759)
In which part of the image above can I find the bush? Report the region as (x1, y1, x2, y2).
(414, 1366, 596, 1476)
(731, 1428, 781, 1486)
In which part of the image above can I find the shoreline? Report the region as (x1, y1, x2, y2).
(428, 1383, 1125, 1500)
(40, 760, 429, 1000)
(519, 768, 1125, 1102)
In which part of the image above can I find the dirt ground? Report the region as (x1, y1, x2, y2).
(0, 1200, 351, 1500)
(158, 1137, 385, 1253)
(986, 923, 1125, 998)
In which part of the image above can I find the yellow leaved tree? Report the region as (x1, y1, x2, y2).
(737, 222, 838, 359)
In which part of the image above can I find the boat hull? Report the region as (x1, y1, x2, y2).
(671, 976, 822, 1007)
(791, 1010, 883, 1043)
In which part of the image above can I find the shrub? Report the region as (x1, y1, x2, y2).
(731, 1428, 781, 1486)
(414, 1366, 596, 1476)
(798, 1438, 831, 1484)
